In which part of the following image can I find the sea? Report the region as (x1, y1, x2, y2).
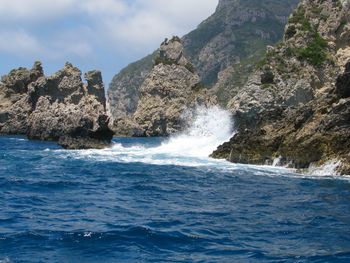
(0, 107, 350, 263)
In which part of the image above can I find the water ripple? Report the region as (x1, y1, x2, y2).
(1, 136, 350, 262)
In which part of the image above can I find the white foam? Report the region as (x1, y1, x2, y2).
(49, 107, 299, 176)
(308, 160, 342, 177)
(54, 106, 235, 167)
(272, 156, 283, 167)
(155, 106, 234, 158)
(49, 106, 347, 178)
(9, 138, 26, 141)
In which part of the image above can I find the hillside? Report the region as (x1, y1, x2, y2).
(107, 0, 299, 122)
(212, 0, 350, 174)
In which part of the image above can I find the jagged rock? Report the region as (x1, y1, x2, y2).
(115, 37, 216, 137)
(0, 62, 44, 134)
(85, 70, 106, 106)
(0, 62, 113, 149)
(212, 0, 350, 175)
(135, 38, 216, 136)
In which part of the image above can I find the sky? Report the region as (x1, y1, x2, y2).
(0, 0, 218, 87)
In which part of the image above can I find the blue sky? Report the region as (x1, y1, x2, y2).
(0, 0, 218, 88)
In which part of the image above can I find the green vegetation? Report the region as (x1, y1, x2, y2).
(154, 56, 177, 67)
(154, 54, 196, 73)
(295, 32, 328, 66)
(275, 5, 329, 67)
(310, 5, 323, 16)
(261, 83, 274, 90)
(256, 58, 268, 69)
(288, 6, 312, 31)
(183, 0, 298, 86)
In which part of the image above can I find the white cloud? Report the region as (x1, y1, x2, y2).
(81, 0, 127, 16)
(0, 0, 218, 81)
(0, 0, 76, 21)
(103, 12, 178, 52)
(0, 28, 93, 60)
(0, 30, 43, 55)
(98, 0, 219, 54)
(50, 40, 93, 59)
(136, 0, 218, 27)
(48, 26, 94, 58)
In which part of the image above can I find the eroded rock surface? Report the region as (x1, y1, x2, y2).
(112, 37, 216, 136)
(212, 0, 350, 175)
(0, 62, 113, 149)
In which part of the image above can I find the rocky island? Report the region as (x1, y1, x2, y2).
(0, 62, 113, 149)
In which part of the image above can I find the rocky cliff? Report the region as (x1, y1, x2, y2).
(212, 0, 350, 175)
(112, 37, 216, 136)
(0, 62, 113, 149)
(107, 53, 155, 124)
(107, 0, 299, 122)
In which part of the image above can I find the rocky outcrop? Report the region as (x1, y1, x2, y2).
(112, 37, 216, 136)
(212, 0, 350, 175)
(0, 62, 113, 149)
(107, 53, 155, 127)
(0, 62, 44, 134)
(107, 0, 299, 121)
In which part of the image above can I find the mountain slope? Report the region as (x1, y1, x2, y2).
(107, 0, 299, 121)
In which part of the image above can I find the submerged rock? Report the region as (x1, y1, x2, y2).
(0, 62, 113, 149)
(212, 0, 350, 175)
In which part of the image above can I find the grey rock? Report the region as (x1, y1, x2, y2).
(0, 62, 113, 149)
(116, 37, 216, 137)
(212, 0, 350, 175)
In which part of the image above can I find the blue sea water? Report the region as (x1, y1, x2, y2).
(1, 135, 350, 263)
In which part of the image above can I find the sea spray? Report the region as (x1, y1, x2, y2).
(156, 106, 234, 157)
(52, 106, 297, 174)
(61, 106, 234, 166)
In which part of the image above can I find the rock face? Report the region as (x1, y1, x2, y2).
(184, 0, 299, 103)
(0, 62, 113, 149)
(107, 53, 155, 126)
(112, 37, 216, 136)
(107, 0, 299, 122)
(212, 0, 350, 175)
